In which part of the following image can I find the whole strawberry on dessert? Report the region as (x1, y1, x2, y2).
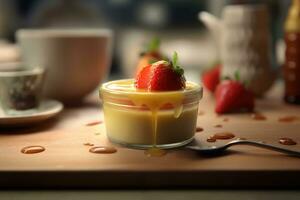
(215, 72, 255, 114)
(135, 52, 186, 91)
(136, 37, 164, 75)
(202, 64, 221, 93)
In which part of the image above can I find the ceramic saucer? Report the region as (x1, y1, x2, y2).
(0, 99, 63, 127)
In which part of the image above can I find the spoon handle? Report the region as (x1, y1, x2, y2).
(229, 140, 300, 157)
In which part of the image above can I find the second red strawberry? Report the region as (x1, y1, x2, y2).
(215, 80, 255, 114)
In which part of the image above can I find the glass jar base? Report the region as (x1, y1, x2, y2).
(108, 137, 194, 150)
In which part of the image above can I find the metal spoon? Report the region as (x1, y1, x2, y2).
(186, 139, 300, 157)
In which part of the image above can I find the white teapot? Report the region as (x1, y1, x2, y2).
(199, 5, 276, 96)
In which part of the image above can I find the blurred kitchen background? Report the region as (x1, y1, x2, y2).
(0, 0, 290, 82)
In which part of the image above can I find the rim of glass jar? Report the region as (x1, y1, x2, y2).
(100, 79, 202, 104)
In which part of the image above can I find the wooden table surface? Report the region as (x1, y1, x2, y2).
(0, 83, 300, 188)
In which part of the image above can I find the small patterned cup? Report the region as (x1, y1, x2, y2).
(0, 65, 45, 115)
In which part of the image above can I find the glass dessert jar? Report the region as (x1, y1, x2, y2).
(100, 79, 202, 149)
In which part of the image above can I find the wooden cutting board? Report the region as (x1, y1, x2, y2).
(0, 83, 300, 188)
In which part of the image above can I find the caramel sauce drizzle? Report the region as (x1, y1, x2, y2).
(196, 127, 204, 132)
(278, 116, 299, 122)
(279, 138, 297, 145)
(89, 146, 117, 154)
(206, 132, 235, 143)
(252, 113, 267, 120)
(86, 120, 103, 126)
(21, 145, 45, 154)
(84, 143, 94, 146)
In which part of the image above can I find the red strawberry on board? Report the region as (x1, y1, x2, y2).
(135, 52, 186, 91)
(215, 72, 254, 114)
(202, 64, 221, 92)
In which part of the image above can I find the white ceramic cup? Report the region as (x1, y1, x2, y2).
(221, 5, 275, 96)
(16, 29, 113, 104)
(200, 5, 276, 96)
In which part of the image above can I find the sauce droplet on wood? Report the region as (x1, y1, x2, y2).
(213, 132, 235, 140)
(278, 116, 298, 122)
(252, 113, 267, 120)
(144, 147, 167, 157)
(196, 127, 204, 132)
(89, 146, 117, 154)
(223, 118, 229, 122)
(21, 146, 45, 154)
(84, 143, 94, 146)
(207, 136, 217, 143)
(86, 120, 103, 126)
(206, 132, 235, 143)
(198, 111, 205, 115)
(279, 138, 297, 145)
(214, 124, 223, 128)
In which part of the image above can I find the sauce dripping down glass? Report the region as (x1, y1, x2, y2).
(144, 148, 167, 157)
(129, 90, 184, 157)
(144, 108, 168, 157)
(21, 145, 45, 154)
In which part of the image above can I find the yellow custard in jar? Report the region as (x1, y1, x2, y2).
(100, 79, 202, 152)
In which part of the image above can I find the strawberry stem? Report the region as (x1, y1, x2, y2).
(234, 70, 240, 81)
(147, 37, 160, 52)
(221, 70, 249, 88)
(221, 71, 241, 81)
(172, 51, 178, 67)
(171, 52, 184, 76)
(243, 80, 250, 87)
